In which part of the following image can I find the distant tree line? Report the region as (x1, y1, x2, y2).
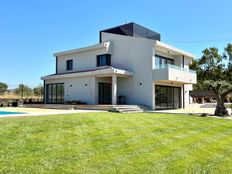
(0, 82, 43, 99)
(0, 82, 8, 95)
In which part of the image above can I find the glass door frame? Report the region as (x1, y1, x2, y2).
(46, 83, 64, 104)
(155, 85, 181, 110)
(98, 82, 112, 104)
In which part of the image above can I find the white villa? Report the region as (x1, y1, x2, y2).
(41, 23, 197, 110)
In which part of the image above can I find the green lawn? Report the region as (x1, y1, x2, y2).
(1, 113, 232, 173)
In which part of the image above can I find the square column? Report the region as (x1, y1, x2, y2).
(112, 75, 117, 105)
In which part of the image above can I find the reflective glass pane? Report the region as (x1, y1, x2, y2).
(52, 84, 56, 103)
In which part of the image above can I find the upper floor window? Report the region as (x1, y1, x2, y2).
(155, 55, 174, 68)
(97, 54, 111, 67)
(66, 59, 73, 71)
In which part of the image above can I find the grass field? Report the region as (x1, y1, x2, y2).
(1, 113, 232, 173)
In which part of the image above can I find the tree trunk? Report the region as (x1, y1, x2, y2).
(215, 96, 228, 116)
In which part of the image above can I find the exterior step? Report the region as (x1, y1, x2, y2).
(120, 110, 144, 113)
(110, 105, 149, 113)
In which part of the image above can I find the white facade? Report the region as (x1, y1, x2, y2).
(41, 24, 197, 110)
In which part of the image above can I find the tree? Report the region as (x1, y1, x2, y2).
(0, 82, 8, 95)
(33, 85, 44, 99)
(193, 44, 232, 116)
(203, 81, 232, 116)
(14, 84, 32, 99)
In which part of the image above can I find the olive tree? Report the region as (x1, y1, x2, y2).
(192, 44, 232, 116)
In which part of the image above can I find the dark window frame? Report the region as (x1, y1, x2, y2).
(46, 83, 64, 104)
(155, 85, 181, 110)
(66, 59, 73, 71)
(98, 82, 112, 104)
(96, 54, 111, 67)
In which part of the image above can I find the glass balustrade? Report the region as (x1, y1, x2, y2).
(154, 64, 196, 74)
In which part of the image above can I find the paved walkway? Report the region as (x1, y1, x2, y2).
(150, 108, 216, 114)
(150, 104, 232, 115)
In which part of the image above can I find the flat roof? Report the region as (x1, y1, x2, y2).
(41, 66, 133, 80)
(54, 42, 111, 57)
(155, 40, 195, 59)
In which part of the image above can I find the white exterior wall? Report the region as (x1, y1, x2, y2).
(43, 31, 195, 109)
(153, 68, 197, 84)
(101, 32, 155, 108)
(57, 48, 107, 74)
(45, 76, 96, 104)
(184, 84, 193, 107)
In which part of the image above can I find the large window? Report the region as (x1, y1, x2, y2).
(66, 60, 73, 71)
(155, 85, 181, 109)
(155, 55, 174, 68)
(97, 54, 111, 66)
(46, 83, 64, 104)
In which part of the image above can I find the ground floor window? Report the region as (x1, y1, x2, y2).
(155, 85, 181, 109)
(46, 83, 64, 104)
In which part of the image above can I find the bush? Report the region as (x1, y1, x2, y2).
(230, 104, 232, 109)
(12, 101, 18, 107)
(200, 113, 208, 117)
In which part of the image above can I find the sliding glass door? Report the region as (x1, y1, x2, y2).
(155, 85, 181, 109)
(46, 83, 64, 104)
(98, 83, 112, 104)
(155, 55, 174, 68)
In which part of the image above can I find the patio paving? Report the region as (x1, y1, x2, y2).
(150, 104, 232, 115)
(0, 107, 105, 118)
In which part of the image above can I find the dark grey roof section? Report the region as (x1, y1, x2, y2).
(99, 22, 161, 43)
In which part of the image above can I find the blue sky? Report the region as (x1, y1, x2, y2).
(1, 0, 232, 89)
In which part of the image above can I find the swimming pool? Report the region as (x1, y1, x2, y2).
(0, 111, 26, 115)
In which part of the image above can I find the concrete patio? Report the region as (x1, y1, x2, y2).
(151, 103, 232, 115)
(0, 107, 105, 118)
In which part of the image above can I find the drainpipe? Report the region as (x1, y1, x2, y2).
(43, 80, 46, 104)
(182, 55, 185, 109)
(56, 56, 58, 74)
(182, 55, 185, 68)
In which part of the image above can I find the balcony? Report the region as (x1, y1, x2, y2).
(153, 64, 197, 84)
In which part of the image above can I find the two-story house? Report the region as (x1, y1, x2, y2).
(41, 23, 197, 110)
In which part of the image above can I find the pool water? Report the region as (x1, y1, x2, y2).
(0, 111, 25, 115)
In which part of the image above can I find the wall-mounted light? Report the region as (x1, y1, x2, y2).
(139, 83, 142, 86)
(70, 85, 72, 87)
(85, 84, 88, 86)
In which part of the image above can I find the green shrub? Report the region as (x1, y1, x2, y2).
(200, 113, 208, 117)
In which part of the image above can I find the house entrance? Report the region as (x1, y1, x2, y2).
(98, 82, 112, 104)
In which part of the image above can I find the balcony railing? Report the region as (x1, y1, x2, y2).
(155, 64, 196, 74)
